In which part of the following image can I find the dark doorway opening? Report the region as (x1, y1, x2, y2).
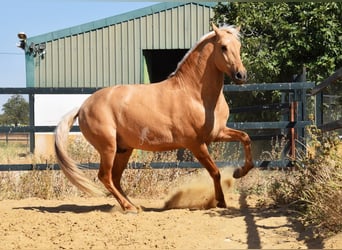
(143, 49, 188, 83)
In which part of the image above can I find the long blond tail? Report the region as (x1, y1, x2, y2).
(54, 108, 103, 196)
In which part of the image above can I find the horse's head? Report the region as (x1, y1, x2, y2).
(212, 23, 247, 84)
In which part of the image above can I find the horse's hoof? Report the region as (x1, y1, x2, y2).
(124, 209, 139, 214)
(217, 201, 227, 208)
(234, 164, 254, 178)
(123, 206, 140, 214)
(233, 167, 243, 179)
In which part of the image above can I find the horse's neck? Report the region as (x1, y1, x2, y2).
(173, 38, 224, 102)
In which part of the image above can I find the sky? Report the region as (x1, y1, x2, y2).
(0, 1, 156, 109)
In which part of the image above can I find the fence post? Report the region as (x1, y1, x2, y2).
(315, 92, 323, 128)
(289, 101, 298, 159)
(29, 93, 35, 153)
(294, 67, 307, 157)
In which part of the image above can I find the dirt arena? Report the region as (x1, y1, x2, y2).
(1, 182, 341, 249)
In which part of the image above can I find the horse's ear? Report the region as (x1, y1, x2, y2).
(212, 23, 219, 34)
(236, 26, 241, 32)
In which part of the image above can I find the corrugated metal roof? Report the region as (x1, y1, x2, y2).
(27, 2, 216, 44)
(26, 2, 216, 88)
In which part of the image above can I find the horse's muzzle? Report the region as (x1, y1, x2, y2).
(234, 70, 247, 84)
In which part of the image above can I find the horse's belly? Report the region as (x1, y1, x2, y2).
(117, 124, 184, 151)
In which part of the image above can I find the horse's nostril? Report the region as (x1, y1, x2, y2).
(235, 72, 242, 80)
(235, 71, 246, 81)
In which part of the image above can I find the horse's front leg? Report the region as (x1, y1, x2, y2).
(191, 143, 226, 208)
(215, 127, 254, 178)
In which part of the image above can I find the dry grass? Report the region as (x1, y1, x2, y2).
(0, 136, 205, 200)
(0, 141, 30, 164)
(267, 128, 342, 237)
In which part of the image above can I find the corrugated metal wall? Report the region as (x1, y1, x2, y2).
(29, 3, 214, 88)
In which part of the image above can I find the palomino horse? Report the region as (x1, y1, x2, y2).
(55, 24, 254, 212)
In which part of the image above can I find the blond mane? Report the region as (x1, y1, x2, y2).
(169, 25, 240, 77)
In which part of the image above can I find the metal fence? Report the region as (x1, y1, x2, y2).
(0, 81, 315, 171)
(311, 67, 342, 132)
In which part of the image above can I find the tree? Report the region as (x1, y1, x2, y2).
(0, 94, 29, 126)
(213, 2, 342, 83)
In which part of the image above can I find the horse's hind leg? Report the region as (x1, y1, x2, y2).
(111, 148, 133, 200)
(98, 148, 138, 212)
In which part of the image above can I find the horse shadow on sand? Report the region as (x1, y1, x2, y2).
(14, 203, 114, 214)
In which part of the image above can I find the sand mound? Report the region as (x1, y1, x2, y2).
(163, 168, 234, 210)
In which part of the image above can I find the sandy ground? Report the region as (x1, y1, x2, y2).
(1, 166, 341, 249)
(1, 192, 341, 250)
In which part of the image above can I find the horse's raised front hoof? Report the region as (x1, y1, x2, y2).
(233, 164, 254, 179)
(233, 167, 244, 179)
(217, 200, 227, 208)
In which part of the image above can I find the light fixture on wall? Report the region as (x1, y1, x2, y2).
(17, 32, 27, 50)
(17, 32, 46, 59)
(28, 42, 46, 59)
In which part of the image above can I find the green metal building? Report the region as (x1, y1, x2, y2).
(25, 2, 215, 88)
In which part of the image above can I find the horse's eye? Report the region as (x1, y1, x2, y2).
(221, 45, 227, 52)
